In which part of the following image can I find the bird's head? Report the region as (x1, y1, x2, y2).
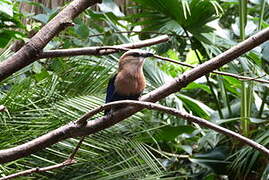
(118, 49, 153, 71)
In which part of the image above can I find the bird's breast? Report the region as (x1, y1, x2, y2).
(114, 71, 146, 96)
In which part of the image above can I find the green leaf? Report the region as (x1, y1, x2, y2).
(183, 82, 211, 93)
(180, 145, 193, 155)
(186, 49, 201, 65)
(155, 125, 196, 141)
(203, 173, 218, 180)
(74, 23, 89, 39)
(34, 69, 50, 82)
(133, 0, 221, 35)
(261, 164, 269, 180)
(0, 30, 19, 48)
(167, 49, 179, 60)
(32, 62, 43, 74)
(32, 14, 49, 23)
(249, 117, 268, 124)
(98, 0, 124, 17)
(262, 41, 269, 62)
(190, 146, 230, 174)
(0, 0, 13, 17)
(50, 59, 68, 74)
(178, 94, 214, 119)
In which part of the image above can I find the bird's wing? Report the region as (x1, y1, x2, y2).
(105, 74, 117, 104)
(104, 74, 142, 115)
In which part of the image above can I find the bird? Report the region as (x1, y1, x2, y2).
(104, 49, 154, 115)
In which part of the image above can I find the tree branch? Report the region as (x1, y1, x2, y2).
(0, 159, 76, 180)
(1, 134, 85, 179)
(41, 39, 269, 84)
(153, 54, 269, 84)
(0, 0, 101, 81)
(1, 27, 269, 163)
(87, 30, 180, 38)
(78, 100, 269, 156)
(68, 136, 85, 160)
(38, 35, 169, 58)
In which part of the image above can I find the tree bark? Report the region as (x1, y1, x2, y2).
(0, 0, 101, 81)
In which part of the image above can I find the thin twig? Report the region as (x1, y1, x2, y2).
(144, 144, 189, 159)
(153, 54, 194, 68)
(88, 30, 182, 38)
(39, 35, 169, 58)
(1, 136, 86, 180)
(0, 159, 76, 180)
(153, 54, 269, 84)
(69, 136, 85, 160)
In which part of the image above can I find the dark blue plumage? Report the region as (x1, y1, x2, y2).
(104, 74, 140, 115)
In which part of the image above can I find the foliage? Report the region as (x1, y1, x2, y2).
(0, 0, 25, 48)
(0, 0, 269, 179)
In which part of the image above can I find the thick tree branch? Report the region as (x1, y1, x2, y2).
(1, 27, 269, 164)
(0, 0, 101, 81)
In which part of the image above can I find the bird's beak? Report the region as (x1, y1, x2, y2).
(143, 52, 154, 58)
(139, 52, 153, 64)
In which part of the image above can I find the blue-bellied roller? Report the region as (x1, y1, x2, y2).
(105, 49, 153, 115)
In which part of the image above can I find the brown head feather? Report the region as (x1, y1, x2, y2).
(115, 49, 153, 96)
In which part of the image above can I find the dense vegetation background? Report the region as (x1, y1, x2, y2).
(0, 0, 269, 179)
